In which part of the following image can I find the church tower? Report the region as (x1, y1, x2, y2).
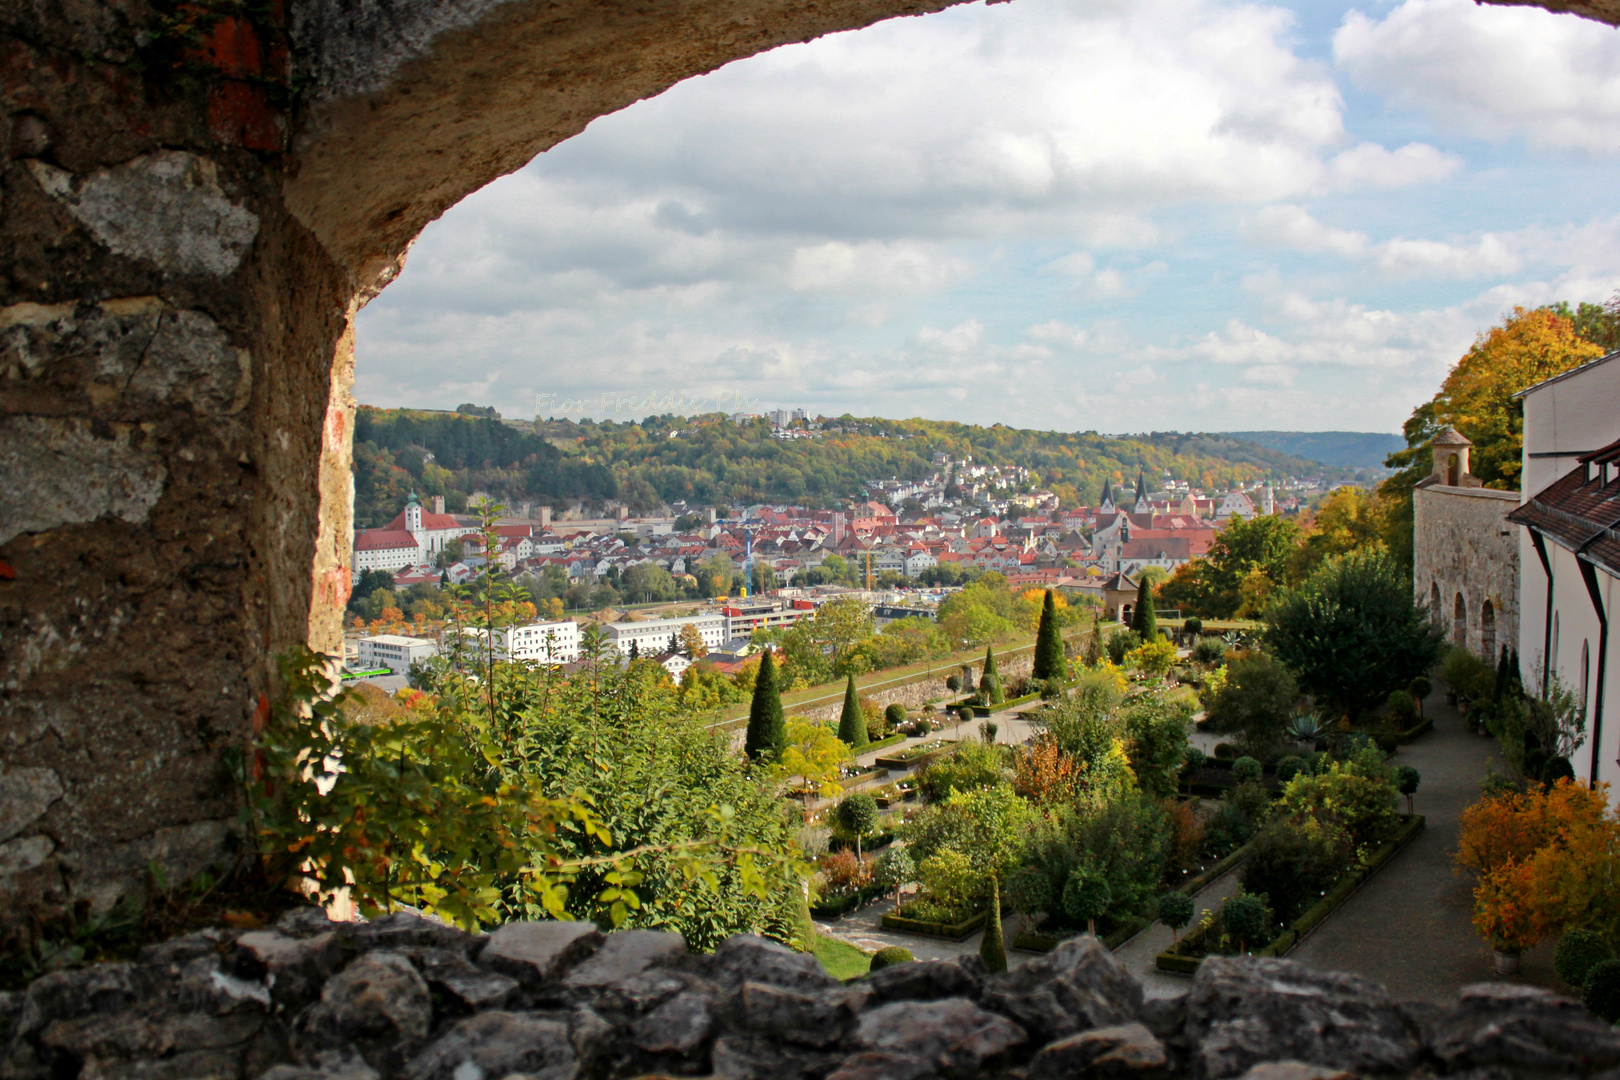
(1133, 472, 1149, 515)
(1099, 479, 1115, 515)
(405, 491, 423, 536)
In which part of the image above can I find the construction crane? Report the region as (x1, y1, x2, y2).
(741, 523, 753, 598)
(863, 542, 874, 590)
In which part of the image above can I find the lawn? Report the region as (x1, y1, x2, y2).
(811, 932, 871, 980)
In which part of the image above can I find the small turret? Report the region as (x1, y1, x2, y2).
(1429, 428, 1480, 487)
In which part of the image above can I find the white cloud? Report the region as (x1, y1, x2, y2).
(1335, 0, 1620, 152)
(1247, 204, 1368, 256)
(918, 320, 985, 354)
(1322, 142, 1462, 189)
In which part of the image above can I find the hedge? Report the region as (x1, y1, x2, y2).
(811, 882, 888, 919)
(1013, 914, 1150, 954)
(874, 742, 950, 769)
(861, 733, 908, 754)
(880, 907, 990, 941)
(828, 829, 896, 854)
(1155, 814, 1426, 974)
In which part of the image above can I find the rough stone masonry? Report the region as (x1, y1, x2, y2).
(5, 912, 1620, 1080)
(3, 0, 1620, 940)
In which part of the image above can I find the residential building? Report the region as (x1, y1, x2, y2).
(356, 634, 438, 674)
(1508, 352, 1620, 794)
(602, 612, 728, 658)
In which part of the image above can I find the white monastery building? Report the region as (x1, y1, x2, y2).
(352, 494, 466, 579)
(1509, 352, 1620, 796)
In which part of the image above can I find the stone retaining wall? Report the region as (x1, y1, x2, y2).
(791, 652, 1038, 723)
(4, 910, 1616, 1080)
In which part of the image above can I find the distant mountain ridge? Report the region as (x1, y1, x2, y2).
(1220, 430, 1405, 469)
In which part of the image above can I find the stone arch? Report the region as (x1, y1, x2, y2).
(1481, 600, 1496, 664)
(1447, 452, 1461, 486)
(1430, 582, 1443, 625)
(4, 0, 1615, 923)
(1454, 592, 1468, 649)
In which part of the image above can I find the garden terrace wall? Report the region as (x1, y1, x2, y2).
(9, 908, 1620, 1080)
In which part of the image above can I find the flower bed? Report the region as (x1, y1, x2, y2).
(1012, 912, 1150, 953)
(838, 766, 890, 789)
(1155, 813, 1426, 974)
(874, 740, 950, 768)
(1181, 763, 1283, 798)
(871, 779, 919, 808)
(880, 906, 989, 941)
(828, 828, 896, 854)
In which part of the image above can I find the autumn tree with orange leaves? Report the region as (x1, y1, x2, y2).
(1456, 779, 1620, 953)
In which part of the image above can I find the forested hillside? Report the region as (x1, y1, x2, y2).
(1222, 431, 1404, 469)
(352, 407, 1356, 526)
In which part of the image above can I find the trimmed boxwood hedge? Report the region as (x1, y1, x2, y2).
(880, 907, 990, 940)
(811, 882, 888, 919)
(1155, 814, 1426, 974)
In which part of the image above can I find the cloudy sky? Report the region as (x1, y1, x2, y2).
(355, 0, 1620, 434)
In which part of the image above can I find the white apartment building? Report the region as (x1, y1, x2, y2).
(1509, 352, 1620, 798)
(457, 620, 582, 664)
(602, 612, 728, 658)
(356, 634, 439, 674)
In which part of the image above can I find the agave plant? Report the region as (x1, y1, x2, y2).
(1289, 713, 1326, 746)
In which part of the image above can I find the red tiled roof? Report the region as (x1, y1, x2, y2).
(355, 529, 418, 551)
(384, 509, 461, 532)
(1508, 438, 1620, 577)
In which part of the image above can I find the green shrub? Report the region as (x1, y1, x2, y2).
(1184, 747, 1207, 774)
(1387, 689, 1417, 726)
(1158, 892, 1195, 939)
(1408, 676, 1432, 703)
(946, 674, 962, 692)
(868, 945, 915, 971)
(1555, 929, 1612, 989)
(1191, 636, 1227, 665)
(835, 794, 879, 855)
(1440, 647, 1496, 703)
(1584, 959, 1620, 1023)
(1105, 628, 1143, 666)
(1279, 751, 1399, 849)
(1183, 617, 1204, 637)
(1214, 742, 1237, 759)
(980, 886, 1008, 972)
(1240, 816, 1348, 926)
(1223, 781, 1272, 836)
(1221, 892, 1273, 953)
(1062, 868, 1112, 934)
(1275, 755, 1305, 783)
(1394, 765, 1421, 812)
(884, 703, 907, 727)
(1231, 756, 1263, 785)
(913, 718, 932, 735)
(1205, 652, 1298, 758)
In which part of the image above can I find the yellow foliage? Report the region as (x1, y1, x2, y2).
(775, 718, 852, 798)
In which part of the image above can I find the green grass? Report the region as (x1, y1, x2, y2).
(811, 933, 871, 980)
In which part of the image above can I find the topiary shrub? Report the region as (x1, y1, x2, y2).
(1221, 892, 1274, 954)
(1584, 958, 1620, 1023)
(1062, 868, 1112, 936)
(1231, 756, 1263, 785)
(1556, 929, 1612, 990)
(981, 721, 999, 743)
(1184, 617, 1203, 637)
(979, 885, 1008, 973)
(1275, 755, 1305, 783)
(1184, 746, 1207, 774)
(868, 945, 915, 971)
(946, 675, 962, 693)
(1408, 675, 1432, 705)
(913, 718, 932, 735)
(1387, 689, 1418, 727)
(884, 703, 907, 727)
(1158, 891, 1195, 942)
(1213, 742, 1237, 759)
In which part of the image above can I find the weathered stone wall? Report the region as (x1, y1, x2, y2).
(1413, 485, 1521, 663)
(5, 910, 1619, 1080)
(2, 0, 1615, 937)
(791, 651, 1038, 723)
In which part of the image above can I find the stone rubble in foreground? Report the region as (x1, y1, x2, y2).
(2, 908, 1618, 1080)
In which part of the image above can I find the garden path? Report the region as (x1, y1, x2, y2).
(1285, 687, 1563, 1001)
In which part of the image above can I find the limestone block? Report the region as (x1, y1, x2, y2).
(402, 1010, 575, 1080)
(0, 835, 55, 876)
(0, 416, 166, 546)
(0, 766, 64, 842)
(1027, 1022, 1169, 1080)
(26, 152, 259, 278)
(853, 997, 1027, 1074)
(478, 920, 601, 987)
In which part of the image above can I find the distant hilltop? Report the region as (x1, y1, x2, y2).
(1220, 430, 1405, 470)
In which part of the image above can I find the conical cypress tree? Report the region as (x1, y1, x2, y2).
(837, 673, 869, 748)
(1033, 589, 1066, 681)
(745, 650, 788, 762)
(979, 881, 1008, 973)
(980, 646, 1004, 704)
(1083, 610, 1103, 668)
(1130, 577, 1157, 641)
